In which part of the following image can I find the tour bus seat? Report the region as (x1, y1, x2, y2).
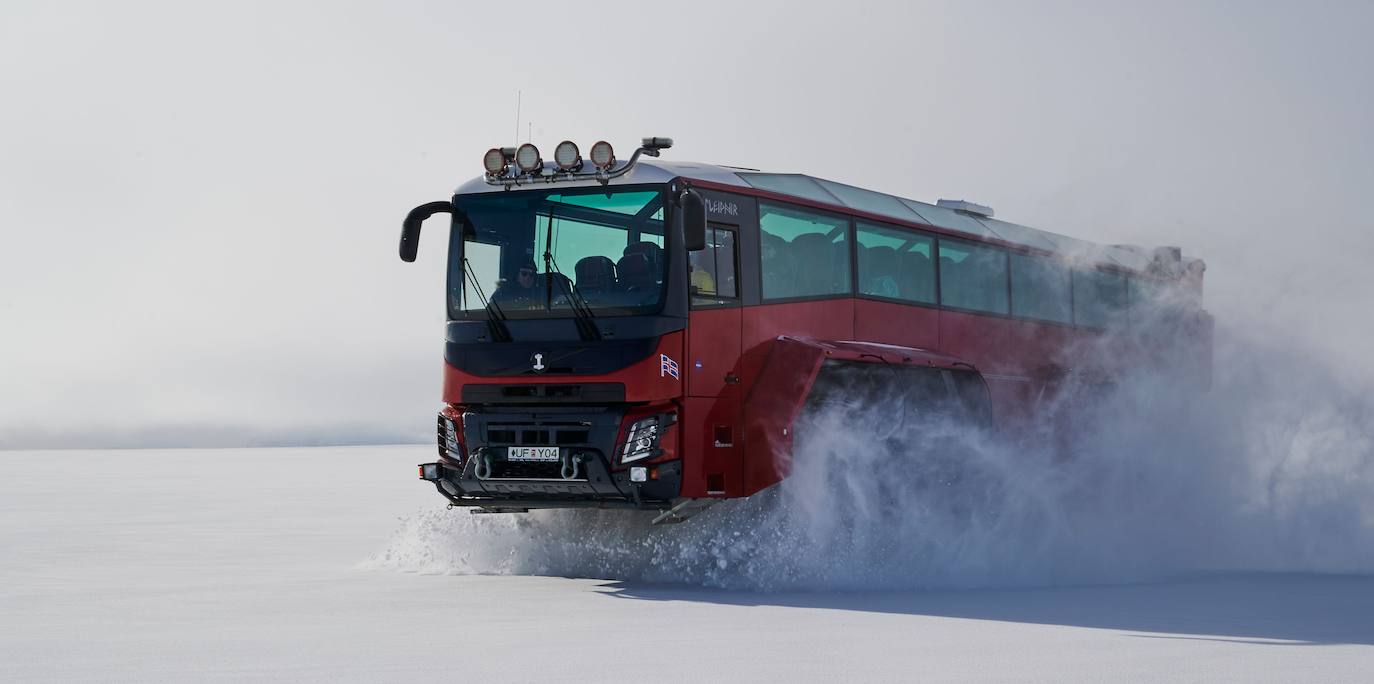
(939, 255, 959, 295)
(790, 233, 836, 294)
(901, 252, 935, 301)
(544, 271, 574, 300)
(864, 246, 899, 297)
(574, 255, 617, 293)
(616, 253, 656, 292)
(623, 241, 663, 273)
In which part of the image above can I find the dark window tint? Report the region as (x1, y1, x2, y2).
(856, 223, 936, 304)
(759, 203, 851, 300)
(938, 240, 1009, 314)
(1010, 252, 1072, 323)
(1073, 269, 1127, 328)
(690, 226, 738, 305)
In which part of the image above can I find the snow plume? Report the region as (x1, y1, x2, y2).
(371, 321, 1374, 590)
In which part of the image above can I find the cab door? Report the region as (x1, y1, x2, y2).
(686, 223, 743, 494)
(688, 223, 742, 397)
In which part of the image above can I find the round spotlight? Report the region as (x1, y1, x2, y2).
(515, 143, 542, 173)
(482, 148, 506, 176)
(589, 140, 615, 170)
(554, 140, 581, 171)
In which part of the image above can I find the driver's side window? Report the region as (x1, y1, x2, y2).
(690, 225, 738, 307)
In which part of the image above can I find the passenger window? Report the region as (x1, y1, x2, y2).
(1010, 252, 1072, 324)
(759, 203, 851, 300)
(856, 223, 936, 304)
(938, 240, 1009, 314)
(690, 225, 738, 305)
(1129, 276, 1188, 336)
(1073, 269, 1127, 328)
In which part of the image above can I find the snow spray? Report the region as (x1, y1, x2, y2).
(370, 298, 1374, 590)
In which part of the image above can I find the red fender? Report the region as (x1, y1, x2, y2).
(740, 336, 977, 495)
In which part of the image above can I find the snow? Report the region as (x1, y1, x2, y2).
(2, 445, 1372, 682)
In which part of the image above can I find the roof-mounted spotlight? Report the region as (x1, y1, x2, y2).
(482, 148, 507, 176)
(514, 143, 542, 174)
(553, 140, 582, 172)
(589, 140, 616, 171)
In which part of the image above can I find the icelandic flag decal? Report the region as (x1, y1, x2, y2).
(660, 354, 680, 379)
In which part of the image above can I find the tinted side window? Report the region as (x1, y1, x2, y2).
(1073, 269, 1127, 328)
(1128, 276, 1171, 325)
(1010, 252, 1072, 324)
(856, 222, 936, 304)
(759, 203, 851, 300)
(938, 240, 1009, 314)
(690, 226, 738, 305)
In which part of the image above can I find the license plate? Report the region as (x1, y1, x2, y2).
(507, 446, 560, 462)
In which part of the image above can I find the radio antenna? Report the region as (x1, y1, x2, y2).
(513, 90, 521, 143)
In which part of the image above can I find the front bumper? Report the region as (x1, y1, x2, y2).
(421, 408, 681, 510)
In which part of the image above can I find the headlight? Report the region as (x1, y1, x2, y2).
(443, 421, 458, 452)
(621, 416, 661, 464)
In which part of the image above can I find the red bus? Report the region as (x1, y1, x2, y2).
(401, 138, 1211, 523)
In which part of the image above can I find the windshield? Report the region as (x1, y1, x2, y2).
(450, 186, 668, 319)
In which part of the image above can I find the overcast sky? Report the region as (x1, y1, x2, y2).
(2, 1, 1371, 448)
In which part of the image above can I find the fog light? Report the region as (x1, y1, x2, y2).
(629, 467, 647, 483)
(420, 463, 441, 480)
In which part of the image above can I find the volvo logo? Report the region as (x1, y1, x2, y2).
(531, 352, 546, 373)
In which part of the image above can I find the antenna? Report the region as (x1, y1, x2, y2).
(514, 90, 521, 143)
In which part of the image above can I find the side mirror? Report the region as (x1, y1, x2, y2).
(681, 189, 707, 252)
(400, 201, 453, 262)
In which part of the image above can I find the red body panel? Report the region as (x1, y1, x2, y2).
(854, 299, 940, 350)
(687, 307, 742, 398)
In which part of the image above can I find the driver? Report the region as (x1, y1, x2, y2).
(491, 258, 542, 308)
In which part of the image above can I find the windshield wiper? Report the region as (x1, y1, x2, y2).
(540, 211, 601, 341)
(543, 249, 602, 341)
(462, 256, 512, 342)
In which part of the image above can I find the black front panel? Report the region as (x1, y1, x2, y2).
(461, 382, 626, 404)
(445, 316, 684, 377)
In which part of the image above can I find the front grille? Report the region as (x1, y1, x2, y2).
(485, 422, 591, 447)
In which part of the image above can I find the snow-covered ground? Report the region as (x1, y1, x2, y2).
(3, 445, 1372, 682)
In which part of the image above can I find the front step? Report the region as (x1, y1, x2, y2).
(651, 498, 716, 525)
